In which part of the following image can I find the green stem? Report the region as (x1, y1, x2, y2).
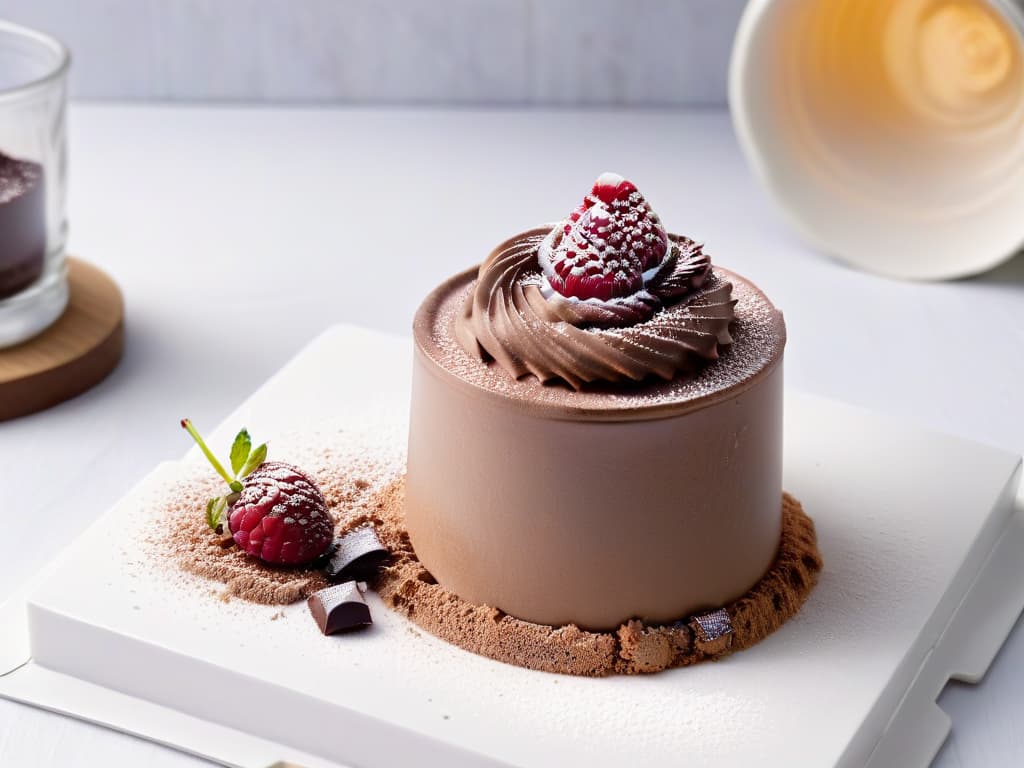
(181, 419, 237, 489)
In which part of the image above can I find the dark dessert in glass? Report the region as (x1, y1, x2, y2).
(0, 151, 45, 299)
(0, 19, 69, 347)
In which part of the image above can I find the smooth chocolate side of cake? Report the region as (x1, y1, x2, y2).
(406, 260, 787, 631)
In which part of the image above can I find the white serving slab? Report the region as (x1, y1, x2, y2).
(1, 325, 1022, 768)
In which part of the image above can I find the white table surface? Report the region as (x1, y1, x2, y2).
(0, 103, 1021, 768)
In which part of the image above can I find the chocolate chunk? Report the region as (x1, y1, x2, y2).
(307, 581, 372, 635)
(691, 608, 734, 655)
(693, 608, 732, 642)
(323, 526, 390, 582)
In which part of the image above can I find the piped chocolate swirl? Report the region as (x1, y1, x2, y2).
(455, 173, 736, 390)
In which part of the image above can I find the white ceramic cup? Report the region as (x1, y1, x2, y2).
(730, 0, 1024, 280)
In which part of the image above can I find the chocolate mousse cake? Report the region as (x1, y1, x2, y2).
(155, 172, 818, 677)
(407, 173, 792, 631)
(0, 151, 45, 299)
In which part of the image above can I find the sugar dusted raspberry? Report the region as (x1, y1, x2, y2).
(180, 420, 335, 566)
(228, 462, 334, 565)
(542, 173, 668, 302)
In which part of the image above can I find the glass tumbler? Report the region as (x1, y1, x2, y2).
(0, 20, 68, 348)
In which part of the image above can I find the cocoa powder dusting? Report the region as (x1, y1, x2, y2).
(154, 473, 331, 605)
(151, 454, 821, 677)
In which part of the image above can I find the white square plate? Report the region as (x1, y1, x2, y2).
(2, 325, 1022, 768)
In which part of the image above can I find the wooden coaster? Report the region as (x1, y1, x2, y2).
(0, 258, 124, 421)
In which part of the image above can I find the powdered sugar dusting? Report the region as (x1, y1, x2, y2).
(0, 152, 42, 204)
(429, 266, 784, 417)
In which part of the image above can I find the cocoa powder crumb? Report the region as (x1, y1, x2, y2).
(147, 469, 386, 606)
(148, 455, 820, 677)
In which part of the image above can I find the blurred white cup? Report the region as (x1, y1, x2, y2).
(730, 0, 1024, 279)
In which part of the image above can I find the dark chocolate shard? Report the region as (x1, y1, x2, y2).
(323, 526, 390, 582)
(307, 581, 372, 635)
(692, 608, 733, 642)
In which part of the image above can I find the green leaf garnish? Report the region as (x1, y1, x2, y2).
(205, 496, 228, 531)
(239, 442, 267, 478)
(181, 419, 270, 534)
(229, 428, 252, 476)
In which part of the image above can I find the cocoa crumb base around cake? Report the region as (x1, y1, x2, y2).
(154, 461, 822, 677)
(372, 482, 821, 676)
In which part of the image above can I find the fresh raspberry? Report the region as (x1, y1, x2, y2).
(542, 172, 669, 302)
(181, 420, 335, 566)
(227, 462, 334, 565)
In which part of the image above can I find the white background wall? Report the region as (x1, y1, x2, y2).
(0, 0, 745, 104)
